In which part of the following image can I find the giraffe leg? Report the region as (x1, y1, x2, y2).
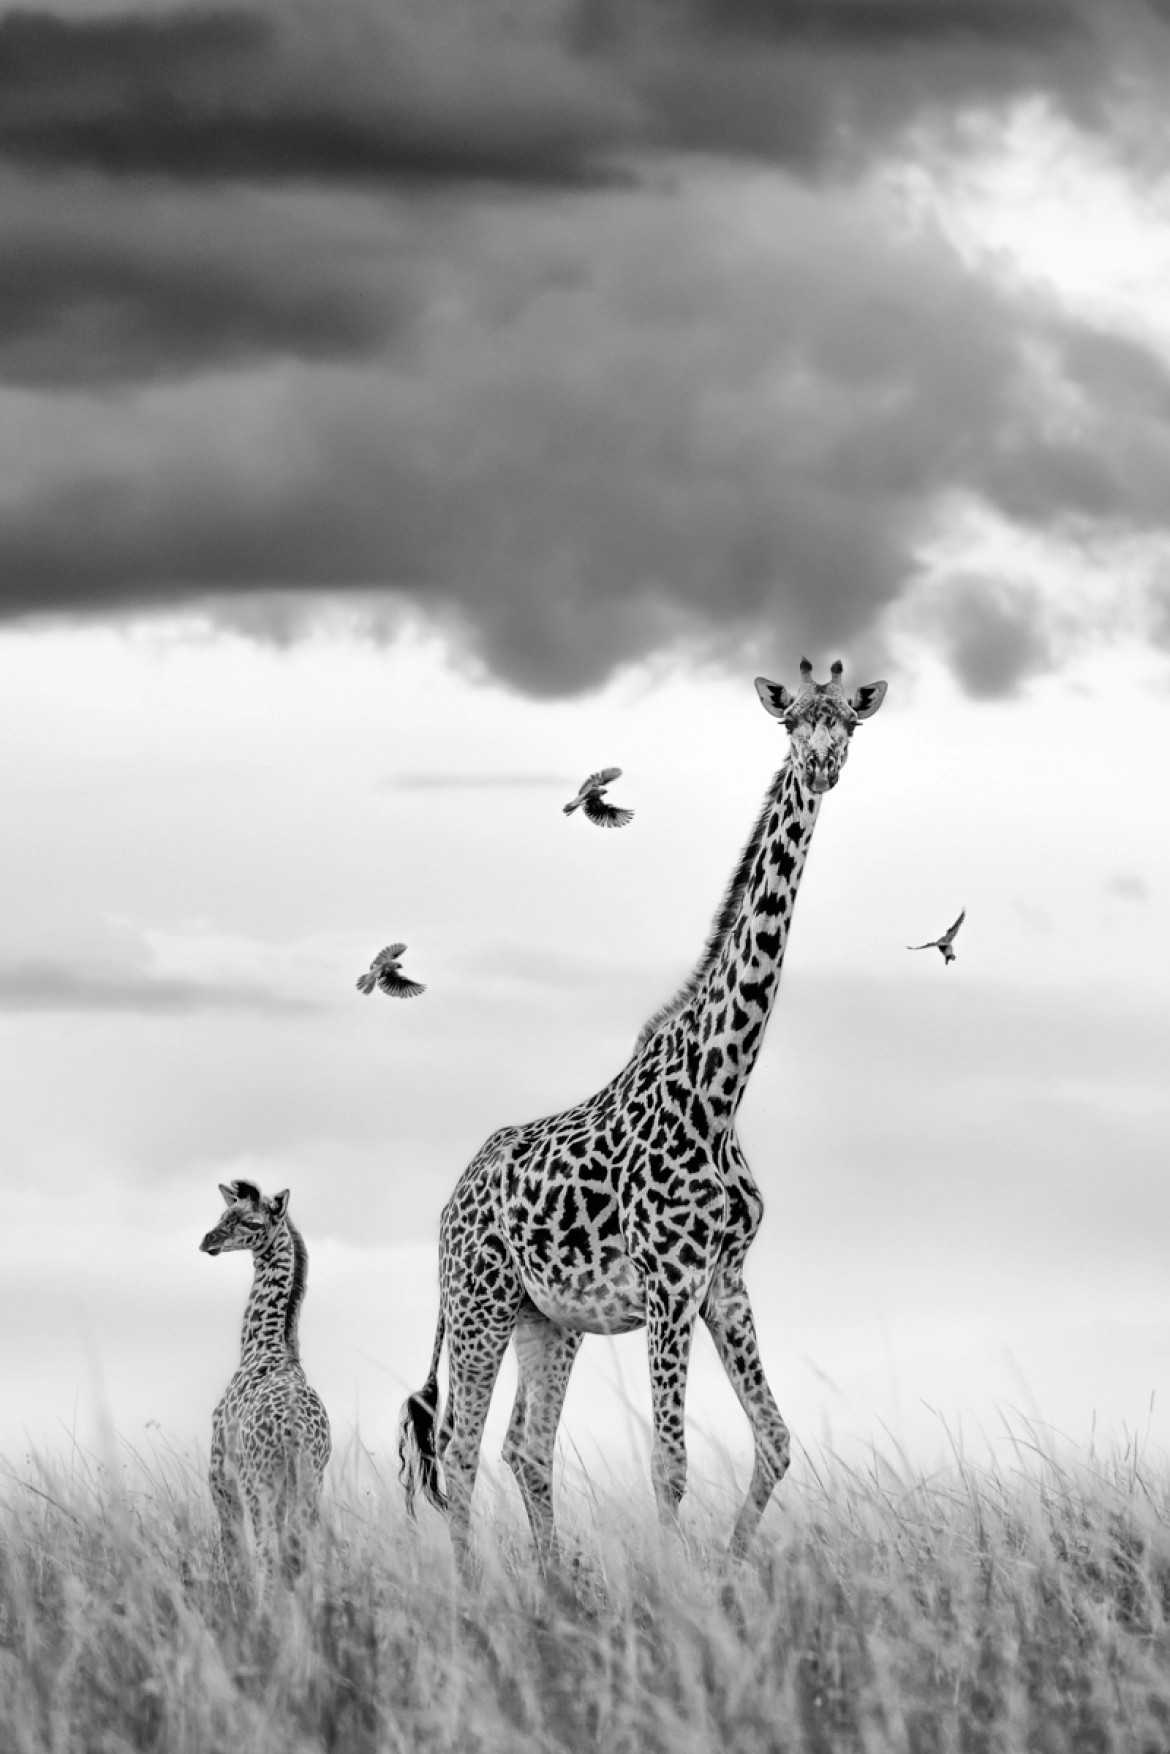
(237, 1402, 288, 1596)
(501, 1304, 583, 1563)
(210, 1447, 254, 1602)
(240, 1476, 281, 1601)
(279, 1454, 317, 1583)
(645, 1284, 698, 1527)
(701, 1266, 790, 1557)
(437, 1396, 455, 1468)
(444, 1302, 521, 1576)
(211, 1477, 245, 1585)
(434, 1133, 530, 1572)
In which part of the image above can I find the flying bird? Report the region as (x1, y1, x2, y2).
(563, 766, 634, 829)
(357, 943, 426, 998)
(907, 909, 966, 966)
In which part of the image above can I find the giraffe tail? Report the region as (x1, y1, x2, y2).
(397, 1312, 448, 1518)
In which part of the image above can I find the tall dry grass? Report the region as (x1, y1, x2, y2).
(2, 1421, 1170, 1753)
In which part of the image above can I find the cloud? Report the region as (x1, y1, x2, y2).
(632, 0, 1108, 173)
(0, 4, 641, 188)
(0, 957, 319, 1015)
(0, 1, 1162, 191)
(769, 969, 1170, 1111)
(0, 178, 415, 387)
(0, 175, 415, 387)
(692, 0, 1080, 44)
(1, 168, 1168, 696)
(0, 180, 1004, 666)
(385, 771, 571, 791)
(1105, 873, 1149, 902)
(942, 579, 1054, 698)
(459, 941, 650, 996)
(0, 8, 1168, 698)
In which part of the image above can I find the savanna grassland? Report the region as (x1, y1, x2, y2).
(2, 1428, 1170, 1754)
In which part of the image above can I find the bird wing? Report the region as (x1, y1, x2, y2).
(582, 796, 634, 829)
(376, 968, 426, 998)
(942, 909, 966, 942)
(356, 971, 377, 994)
(906, 940, 939, 951)
(373, 942, 408, 965)
(581, 765, 622, 793)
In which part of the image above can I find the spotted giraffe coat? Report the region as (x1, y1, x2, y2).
(402, 667, 887, 1565)
(438, 758, 812, 1352)
(201, 1185, 331, 1580)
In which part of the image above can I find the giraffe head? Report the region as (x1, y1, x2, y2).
(755, 659, 887, 794)
(200, 1179, 290, 1255)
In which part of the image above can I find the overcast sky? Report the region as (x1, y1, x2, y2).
(3, 0, 1170, 1513)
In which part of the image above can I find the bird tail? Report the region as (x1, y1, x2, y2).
(356, 972, 377, 994)
(398, 1312, 448, 1518)
(379, 972, 426, 999)
(583, 799, 634, 829)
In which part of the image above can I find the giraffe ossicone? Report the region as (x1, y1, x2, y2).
(399, 662, 886, 1569)
(201, 1179, 331, 1592)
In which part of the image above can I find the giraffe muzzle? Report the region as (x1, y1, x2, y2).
(805, 767, 838, 795)
(200, 1233, 223, 1255)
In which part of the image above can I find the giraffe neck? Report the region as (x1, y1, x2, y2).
(239, 1219, 307, 1369)
(671, 759, 820, 1121)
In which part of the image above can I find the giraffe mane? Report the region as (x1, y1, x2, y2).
(634, 763, 786, 1050)
(284, 1219, 307, 1360)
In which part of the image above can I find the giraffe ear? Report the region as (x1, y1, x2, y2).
(268, 1189, 290, 1221)
(754, 676, 794, 720)
(218, 1183, 236, 1206)
(850, 680, 888, 720)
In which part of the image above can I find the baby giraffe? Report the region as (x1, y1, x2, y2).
(200, 1179, 331, 1589)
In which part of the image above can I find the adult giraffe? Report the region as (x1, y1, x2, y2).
(400, 661, 887, 1566)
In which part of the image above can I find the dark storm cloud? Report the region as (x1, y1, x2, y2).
(0, 0, 1160, 188)
(0, 957, 319, 1015)
(0, 5, 640, 187)
(943, 581, 1054, 699)
(0, 180, 411, 386)
(690, 0, 1080, 46)
(0, 192, 892, 662)
(632, 9, 1155, 181)
(1, 7, 1168, 696)
(632, 0, 1170, 176)
(1, 173, 1168, 700)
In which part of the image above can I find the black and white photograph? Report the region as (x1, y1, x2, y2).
(2, 1, 1170, 1747)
